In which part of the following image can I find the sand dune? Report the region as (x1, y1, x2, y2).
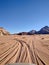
(0, 35, 49, 65)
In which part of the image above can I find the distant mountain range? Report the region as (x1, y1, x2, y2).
(17, 26, 49, 35)
(0, 26, 49, 36)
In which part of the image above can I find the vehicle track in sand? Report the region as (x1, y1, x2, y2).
(0, 38, 36, 65)
(0, 35, 49, 65)
(33, 35, 49, 65)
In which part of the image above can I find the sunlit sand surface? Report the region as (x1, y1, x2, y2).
(0, 35, 49, 65)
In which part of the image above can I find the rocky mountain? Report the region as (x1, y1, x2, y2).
(17, 26, 49, 35)
(0, 27, 10, 36)
(37, 26, 49, 34)
(28, 30, 37, 34)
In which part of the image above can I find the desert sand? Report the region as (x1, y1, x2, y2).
(0, 35, 49, 65)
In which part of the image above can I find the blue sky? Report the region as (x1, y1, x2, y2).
(0, 0, 49, 33)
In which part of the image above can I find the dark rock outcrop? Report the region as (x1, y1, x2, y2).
(17, 32, 28, 35)
(28, 30, 37, 34)
(37, 26, 49, 34)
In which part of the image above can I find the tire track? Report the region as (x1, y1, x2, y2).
(14, 39, 36, 64)
(0, 43, 19, 62)
(0, 41, 17, 55)
(33, 36, 46, 65)
(0, 40, 21, 65)
(36, 48, 49, 65)
(0, 42, 19, 58)
(0, 35, 49, 65)
(0, 45, 19, 65)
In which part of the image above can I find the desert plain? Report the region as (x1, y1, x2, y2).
(0, 35, 49, 65)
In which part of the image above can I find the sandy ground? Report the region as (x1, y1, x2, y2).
(0, 35, 49, 65)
